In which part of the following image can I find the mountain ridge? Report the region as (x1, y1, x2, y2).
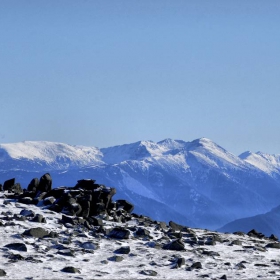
(1, 138, 280, 233)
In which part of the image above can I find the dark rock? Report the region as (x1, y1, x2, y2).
(116, 199, 134, 213)
(236, 262, 246, 269)
(135, 228, 150, 237)
(11, 183, 22, 195)
(25, 256, 43, 263)
(191, 262, 202, 269)
(6, 253, 25, 262)
(266, 243, 280, 249)
(114, 246, 130, 254)
(57, 249, 75, 257)
(0, 269, 6, 276)
(13, 214, 26, 221)
(231, 240, 242, 246)
(43, 196, 56, 206)
(3, 178, 15, 192)
(108, 255, 124, 262)
(169, 221, 188, 232)
(87, 216, 103, 226)
(27, 178, 39, 192)
(201, 250, 220, 257)
(32, 214, 46, 223)
(18, 197, 34, 205)
(80, 242, 99, 250)
(269, 234, 279, 241)
(61, 266, 81, 273)
(163, 239, 185, 251)
(23, 227, 50, 238)
(254, 263, 270, 267)
(247, 229, 265, 239)
(220, 275, 227, 280)
(20, 209, 35, 217)
(74, 179, 97, 190)
(4, 243, 27, 252)
(38, 173, 52, 193)
(107, 227, 130, 239)
(139, 270, 157, 276)
(177, 257, 185, 267)
(61, 215, 78, 225)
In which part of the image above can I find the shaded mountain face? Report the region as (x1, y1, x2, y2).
(1, 138, 280, 230)
(218, 205, 280, 237)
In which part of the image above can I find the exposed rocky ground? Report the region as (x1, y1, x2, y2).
(0, 174, 280, 279)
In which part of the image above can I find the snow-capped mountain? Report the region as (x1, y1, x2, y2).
(1, 138, 280, 231)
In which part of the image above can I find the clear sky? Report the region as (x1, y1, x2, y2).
(0, 0, 280, 155)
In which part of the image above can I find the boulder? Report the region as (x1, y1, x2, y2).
(114, 246, 130, 254)
(38, 173, 52, 193)
(61, 266, 81, 273)
(107, 227, 130, 239)
(3, 178, 15, 192)
(27, 178, 39, 192)
(169, 221, 188, 232)
(116, 199, 134, 213)
(0, 269, 6, 276)
(31, 214, 46, 223)
(23, 227, 50, 238)
(139, 270, 157, 276)
(4, 243, 27, 252)
(163, 239, 185, 251)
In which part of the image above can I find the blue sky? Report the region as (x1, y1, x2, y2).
(0, 0, 280, 155)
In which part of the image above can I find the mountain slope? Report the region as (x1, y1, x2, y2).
(218, 205, 280, 237)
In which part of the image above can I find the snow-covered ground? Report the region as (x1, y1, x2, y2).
(1, 192, 280, 279)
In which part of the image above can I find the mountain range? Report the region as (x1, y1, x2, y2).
(1, 137, 280, 235)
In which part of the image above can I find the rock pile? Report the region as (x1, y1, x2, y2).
(3, 173, 134, 228)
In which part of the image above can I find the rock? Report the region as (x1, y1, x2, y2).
(269, 234, 279, 241)
(80, 242, 99, 250)
(31, 214, 46, 223)
(74, 179, 97, 190)
(114, 246, 130, 254)
(27, 178, 39, 192)
(4, 243, 27, 252)
(231, 240, 242, 246)
(236, 262, 246, 269)
(11, 183, 22, 195)
(57, 249, 75, 257)
(135, 228, 150, 237)
(266, 243, 280, 249)
(116, 199, 134, 213)
(139, 270, 157, 276)
(87, 216, 103, 226)
(43, 196, 56, 206)
(18, 197, 34, 205)
(107, 227, 130, 239)
(38, 173, 52, 193)
(191, 262, 202, 269)
(3, 178, 15, 192)
(177, 257, 185, 267)
(20, 209, 35, 217)
(0, 269, 6, 276)
(220, 275, 227, 280)
(163, 239, 185, 251)
(169, 221, 188, 232)
(23, 227, 50, 238)
(247, 229, 265, 239)
(108, 255, 124, 262)
(61, 266, 81, 273)
(6, 253, 25, 262)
